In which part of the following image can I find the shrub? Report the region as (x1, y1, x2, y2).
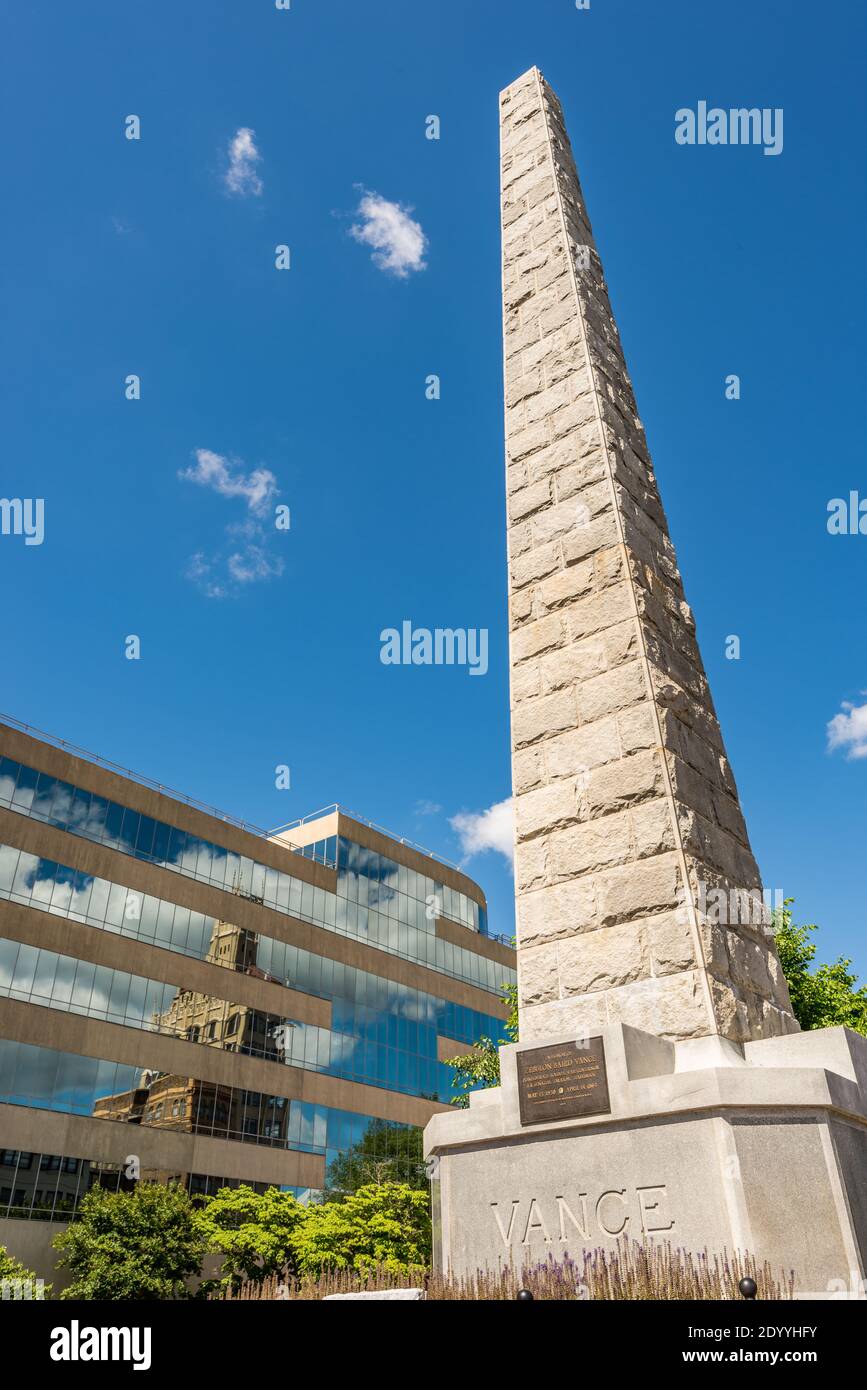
(53, 1182, 207, 1300)
(195, 1185, 306, 1294)
(292, 1182, 431, 1276)
(0, 1243, 50, 1299)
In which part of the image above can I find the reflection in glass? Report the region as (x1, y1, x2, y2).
(0, 933, 508, 1101)
(0, 1040, 424, 1198)
(0, 757, 503, 988)
(0, 844, 512, 1094)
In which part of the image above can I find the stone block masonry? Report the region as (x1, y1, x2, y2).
(500, 67, 797, 1044)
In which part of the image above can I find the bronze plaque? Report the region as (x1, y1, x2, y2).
(516, 1037, 610, 1125)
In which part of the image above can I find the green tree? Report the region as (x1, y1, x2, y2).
(323, 1120, 427, 1196)
(0, 1244, 49, 1298)
(53, 1182, 207, 1300)
(196, 1185, 306, 1293)
(773, 900, 867, 1034)
(444, 981, 518, 1108)
(292, 1182, 431, 1276)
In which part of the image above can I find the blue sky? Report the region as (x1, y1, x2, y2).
(1, 0, 865, 972)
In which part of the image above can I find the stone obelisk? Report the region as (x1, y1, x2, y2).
(424, 69, 867, 1293)
(500, 67, 795, 1045)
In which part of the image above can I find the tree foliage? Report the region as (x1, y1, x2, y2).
(773, 901, 867, 1034)
(291, 1182, 431, 1276)
(443, 981, 518, 1108)
(51, 1178, 431, 1296)
(195, 1185, 306, 1293)
(53, 1182, 208, 1300)
(0, 1243, 48, 1296)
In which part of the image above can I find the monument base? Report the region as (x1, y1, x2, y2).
(423, 1024, 867, 1297)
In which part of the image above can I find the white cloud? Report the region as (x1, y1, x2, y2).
(180, 448, 276, 516)
(827, 698, 867, 760)
(227, 539, 284, 585)
(414, 799, 442, 817)
(450, 798, 514, 868)
(349, 188, 427, 278)
(224, 127, 263, 197)
(185, 552, 227, 600)
(180, 450, 284, 599)
(185, 529, 284, 600)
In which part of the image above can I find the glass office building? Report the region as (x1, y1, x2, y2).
(0, 718, 515, 1276)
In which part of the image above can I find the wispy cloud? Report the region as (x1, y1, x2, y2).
(224, 127, 263, 198)
(179, 448, 276, 516)
(184, 525, 284, 600)
(349, 188, 427, 278)
(226, 519, 284, 584)
(180, 449, 284, 599)
(450, 798, 514, 868)
(185, 552, 230, 601)
(414, 799, 442, 817)
(827, 698, 867, 760)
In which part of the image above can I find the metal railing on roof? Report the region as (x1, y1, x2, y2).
(269, 803, 462, 872)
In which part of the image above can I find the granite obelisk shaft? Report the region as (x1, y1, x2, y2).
(501, 67, 796, 1043)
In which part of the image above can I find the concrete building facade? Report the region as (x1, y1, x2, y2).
(0, 717, 515, 1283)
